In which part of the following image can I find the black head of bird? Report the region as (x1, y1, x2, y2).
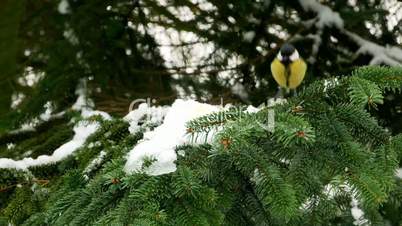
(278, 43, 296, 64)
(270, 43, 307, 96)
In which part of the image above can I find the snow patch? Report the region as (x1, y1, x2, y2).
(345, 31, 402, 66)
(125, 49, 132, 56)
(231, 83, 249, 101)
(0, 121, 100, 170)
(167, 6, 195, 22)
(24, 49, 31, 57)
(301, 180, 368, 225)
(6, 143, 15, 150)
(18, 67, 45, 87)
(298, 0, 402, 66)
(396, 168, 402, 179)
(306, 32, 322, 64)
(10, 119, 40, 134)
(351, 196, 367, 225)
(298, 0, 344, 29)
(323, 77, 339, 93)
(63, 27, 79, 45)
(243, 31, 256, 42)
(83, 150, 107, 177)
(72, 79, 111, 120)
(39, 102, 54, 121)
(267, 98, 287, 106)
(0, 80, 110, 170)
(11, 93, 25, 109)
(245, 105, 260, 113)
(124, 99, 220, 176)
(58, 0, 70, 14)
(124, 103, 169, 134)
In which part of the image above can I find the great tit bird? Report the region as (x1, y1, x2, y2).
(270, 43, 307, 97)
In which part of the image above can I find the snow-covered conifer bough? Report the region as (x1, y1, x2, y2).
(123, 99, 222, 176)
(123, 98, 290, 176)
(298, 0, 402, 66)
(0, 79, 111, 170)
(0, 71, 284, 174)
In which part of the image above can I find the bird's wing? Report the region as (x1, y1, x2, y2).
(270, 59, 287, 88)
(288, 59, 307, 89)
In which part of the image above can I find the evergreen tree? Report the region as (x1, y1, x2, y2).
(0, 0, 401, 130)
(0, 66, 401, 225)
(1, 0, 402, 225)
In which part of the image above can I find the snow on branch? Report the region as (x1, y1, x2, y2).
(124, 103, 169, 134)
(123, 98, 272, 176)
(298, 0, 344, 29)
(345, 31, 402, 66)
(72, 78, 111, 119)
(397, 168, 402, 179)
(0, 80, 110, 170)
(298, 0, 402, 66)
(124, 99, 221, 176)
(0, 121, 99, 170)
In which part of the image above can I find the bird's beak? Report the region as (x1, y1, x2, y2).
(281, 56, 290, 64)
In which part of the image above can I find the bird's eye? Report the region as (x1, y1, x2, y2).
(289, 50, 300, 61)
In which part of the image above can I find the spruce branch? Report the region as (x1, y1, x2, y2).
(348, 77, 383, 110)
(186, 106, 248, 140)
(351, 66, 402, 93)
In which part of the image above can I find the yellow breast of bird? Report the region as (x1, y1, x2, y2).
(270, 59, 307, 89)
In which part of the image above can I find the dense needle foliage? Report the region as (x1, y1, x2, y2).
(0, 66, 401, 225)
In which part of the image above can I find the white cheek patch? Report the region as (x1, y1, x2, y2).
(277, 52, 283, 61)
(289, 50, 300, 61)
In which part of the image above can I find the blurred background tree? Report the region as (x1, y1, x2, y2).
(0, 0, 401, 131)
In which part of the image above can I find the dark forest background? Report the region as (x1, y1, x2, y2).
(0, 0, 401, 132)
